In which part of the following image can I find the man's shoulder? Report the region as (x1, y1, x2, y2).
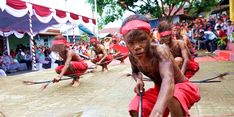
(150, 43, 167, 48)
(68, 49, 77, 55)
(151, 44, 170, 55)
(172, 39, 185, 47)
(97, 44, 105, 48)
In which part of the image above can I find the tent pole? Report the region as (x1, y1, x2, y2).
(66, 31, 69, 42)
(73, 25, 75, 43)
(6, 36, 10, 55)
(28, 12, 37, 71)
(2, 32, 8, 55)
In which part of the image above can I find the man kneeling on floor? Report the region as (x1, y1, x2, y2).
(120, 14, 200, 117)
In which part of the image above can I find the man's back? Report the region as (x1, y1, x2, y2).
(204, 31, 217, 40)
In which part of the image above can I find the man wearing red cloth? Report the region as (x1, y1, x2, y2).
(90, 37, 113, 72)
(158, 21, 199, 79)
(51, 35, 88, 87)
(121, 15, 200, 117)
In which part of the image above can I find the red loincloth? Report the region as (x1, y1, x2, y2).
(185, 58, 199, 79)
(91, 54, 113, 65)
(112, 44, 128, 54)
(129, 79, 200, 117)
(55, 61, 88, 76)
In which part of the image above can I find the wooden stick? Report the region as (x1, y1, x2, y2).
(22, 71, 94, 85)
(138, 91, 143, 117)
(0, 111, 6, 117)
(125, 72, 234, 83)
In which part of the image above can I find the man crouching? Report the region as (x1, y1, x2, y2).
(51, 35, 88, 87)
(121, 15, 200, 117)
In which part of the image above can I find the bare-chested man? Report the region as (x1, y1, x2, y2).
(90, 37, 113, 72)
(172, 25, 197, 57)
(101, 37, 112, 54)
(159, 21, 199, 79)
(121, 15, 200, 117)
(52, 35, 88, 87)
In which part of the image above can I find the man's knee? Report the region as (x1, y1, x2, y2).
(129, 110, 138, 117)
(175, 57, 183, 68)
(168, 97, 185, 116)
(168, 97, 180, 107)
(55, 69, 60, 74)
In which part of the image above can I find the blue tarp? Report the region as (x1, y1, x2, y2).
(149, 19, 160, 29)
(78, 24, 94, 37)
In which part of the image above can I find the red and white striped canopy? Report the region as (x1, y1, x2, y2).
(0, 0, 96, 38)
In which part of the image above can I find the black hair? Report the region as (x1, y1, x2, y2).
(121, 14, 149, 27)
(217, 25, 221, 29)
(158, 21, 172, 33)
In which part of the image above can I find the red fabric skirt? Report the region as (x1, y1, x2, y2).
(91, 54, 113, 65)
(185, 58, 199, 79)
(55, 61, 88, 76)
(129, 79, 200, 117)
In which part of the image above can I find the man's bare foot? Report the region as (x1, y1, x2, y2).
(70, 79, 76, 85)
(103, 68, 108, 73)
(70, 81, 74, 85)
(72, 80, 80, 87)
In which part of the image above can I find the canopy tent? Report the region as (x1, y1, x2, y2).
(0, 0, 96, 38)
(0, 0, 96, 70)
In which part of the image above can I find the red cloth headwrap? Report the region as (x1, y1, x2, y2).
(159, 30, 172, 37)
(120, 20, 151, 35)
(90, 37, 98, 43)
(53, 36, 69, 46)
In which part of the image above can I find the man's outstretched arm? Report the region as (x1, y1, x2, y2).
(54, 51, 73, 82)
(150, 46, 175, 117)
(129, 55, 144, 95)
(97, 45, 108, 64)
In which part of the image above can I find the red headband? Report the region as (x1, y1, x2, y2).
(159, 30, 172, 37)
(120, 20, 151, 35)
(53, 36, 69, 46)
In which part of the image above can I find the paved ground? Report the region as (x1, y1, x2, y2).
(0, 58, 234, 117)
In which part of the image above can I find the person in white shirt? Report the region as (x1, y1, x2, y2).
(199, 30, 217, 53)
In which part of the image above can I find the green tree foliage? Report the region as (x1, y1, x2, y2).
(80, 33, 89, 42)
(86, 0, 220, 28)
(86, 0, 124, 29)
(187, 0, 220, 16)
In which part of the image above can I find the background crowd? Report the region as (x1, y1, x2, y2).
(1, 13, 233, 76)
